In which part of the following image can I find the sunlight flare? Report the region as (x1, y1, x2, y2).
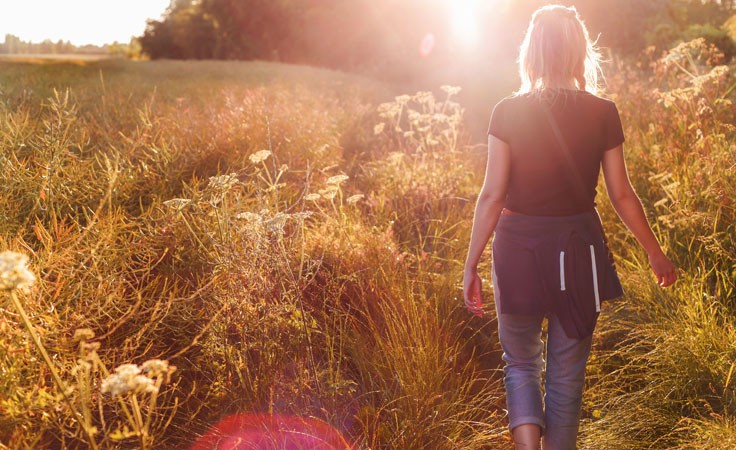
(450, 0, 481, 46)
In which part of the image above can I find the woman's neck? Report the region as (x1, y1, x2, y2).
(542, 78, 578, 90)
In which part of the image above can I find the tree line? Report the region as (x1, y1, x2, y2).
(138, 0, 736, 78)
(0, 34, 138, 58)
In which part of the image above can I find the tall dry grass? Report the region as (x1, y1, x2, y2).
(579, 39, 736, 449)
(0, 60, 506, 449)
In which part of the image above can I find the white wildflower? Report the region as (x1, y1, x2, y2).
(346, 194, 364, 205)
(373, 123, 385, 135)
(662, 50, 683, 65)
(265, 182, 286, 193)
(291, 211, 313, 220)
(101, 364, 158, 396)
(73, 328, 95, 342)
(377, 102, 400, 119)
(440, 85, 462, 96)
(0, 251, 36, 291)
(80, 341, 100, 354)
(690, 65, 729, 88)
(326, 174, 349, 186)
(319, 186, 338, 200)
(266, 213, 289, 233)
(407, 110, 422, 122)
(394, 95, 411, 104)
(163, 198, 191, 211)
(207, 173, 239, 192)
(304, 193, 321, 202)
(141, 359, 175, 378)
(235, 212, 262, 222)
(413, 91, 434, 104)
(249, 149, 272, 164)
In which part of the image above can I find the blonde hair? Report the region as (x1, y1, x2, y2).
(517, 5, 602, 94)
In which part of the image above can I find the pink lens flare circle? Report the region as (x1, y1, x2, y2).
(419, 33, 435, 57)
(190, 413, 355, 450)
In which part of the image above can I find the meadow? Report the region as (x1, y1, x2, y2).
(0, 40, 734, 449)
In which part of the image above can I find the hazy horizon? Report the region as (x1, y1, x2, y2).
(1, 0, 170, 47)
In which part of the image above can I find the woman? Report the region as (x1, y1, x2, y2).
(462, 5, 677, 450)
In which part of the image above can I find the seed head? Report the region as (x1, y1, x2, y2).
(346, 194, 365, 205)
(0, 251, 36, 292)
(101, 364, 158, 396)
(249, 149, 272, 164)
(141, 359, 176, 379)
(440, 85, 462, 96)
(236, 212, 262, 222)
(207, 173, 239, 192)
(326, 175, 349, 186)
(163, 198, 191, 211)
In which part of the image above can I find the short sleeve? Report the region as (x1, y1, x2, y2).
(487, 99, 510, 143)
(603, 102, 625, 151)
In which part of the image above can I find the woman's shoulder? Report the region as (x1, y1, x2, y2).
(495, 90, 616, 106)
(491, 90, 619, 118)
(576, 91, 619, 109)
(495, 92, 532, 106)
(491, 93, 533, 116)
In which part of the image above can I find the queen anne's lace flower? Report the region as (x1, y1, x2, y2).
(207, 173, 238, 192)
(249, 149, 272, 164)
(0, 251, 36, 291)
(141, 359, 175, 379)
(346, 194, 364, 205)
(326, 174, 349, 186)
(319, 185, 339, 200)
(412, 91, 433, 104)
(440, 85, 461, 96)
(73, 328, 95, 342)
(101, 364, 158, 396)
(163, 198, 191, 210)
(394, 94, 411, 104)
(265, 213, 289, 233)
(377, 102, 401, 119)
(236, 212, 262, 222)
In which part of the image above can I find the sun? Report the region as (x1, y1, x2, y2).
(449, 0, 481, 47)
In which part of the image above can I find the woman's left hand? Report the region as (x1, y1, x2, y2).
(463, 269, 484, 317)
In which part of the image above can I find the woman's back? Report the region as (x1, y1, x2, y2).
(488, 90, 624, 216)
(463, 5, 677, 449)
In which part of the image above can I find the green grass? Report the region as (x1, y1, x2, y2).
(0, 44, 734, 449)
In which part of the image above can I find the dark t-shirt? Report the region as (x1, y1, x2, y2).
(487, 90, 625, 216)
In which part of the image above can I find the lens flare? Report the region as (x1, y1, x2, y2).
(419, 33, 436, 57)
(450, 0, 480, 46)
(190, 413, 355, 450)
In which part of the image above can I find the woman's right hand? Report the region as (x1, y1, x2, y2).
(648, 250, 677, 287)
(463, 269, 484, 317)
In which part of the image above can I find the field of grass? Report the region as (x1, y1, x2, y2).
(0, 41, 734, 449)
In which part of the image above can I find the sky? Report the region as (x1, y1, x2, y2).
(0, 0, 171, 46)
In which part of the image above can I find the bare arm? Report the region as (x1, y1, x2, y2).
(601, 145, 677, 287)
(463, 134, 511, 316)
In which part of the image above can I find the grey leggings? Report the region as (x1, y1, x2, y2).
(496, 307, 592, 450)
